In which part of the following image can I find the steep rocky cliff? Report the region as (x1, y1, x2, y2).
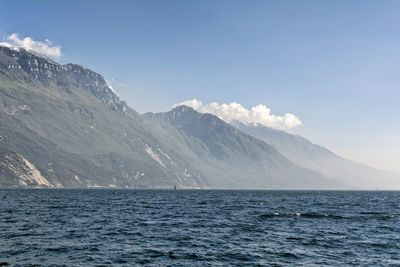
(0, 46, 136, 118)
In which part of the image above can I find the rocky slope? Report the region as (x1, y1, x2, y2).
(0, 146, 53, 188)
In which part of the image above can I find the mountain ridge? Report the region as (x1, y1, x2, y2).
(142, 105, 338, 189)
(0, 45, 398, 189)
(1, 46, 191, 188)
(0, 46, 136, 117)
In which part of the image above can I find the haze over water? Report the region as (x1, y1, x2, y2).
(1, 189, 399, 266)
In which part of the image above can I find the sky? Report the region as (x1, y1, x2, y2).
(0, 0, 399, 173)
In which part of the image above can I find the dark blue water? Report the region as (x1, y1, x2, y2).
(1, 190, 399, 266)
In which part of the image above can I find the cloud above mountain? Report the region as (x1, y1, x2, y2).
(174, 99, 302, 130)
(0, 33, 62, 58)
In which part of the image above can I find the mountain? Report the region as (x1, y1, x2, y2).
(0, 45, 201, 188)
(0, 45, 333, 189)
(232, 121, 400, 189)
(1, 45, 396, 189)
(141, 106, 337, 189)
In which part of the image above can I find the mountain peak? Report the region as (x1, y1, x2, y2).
(171, 105, 196, 113)
(0, 45, 134, 117)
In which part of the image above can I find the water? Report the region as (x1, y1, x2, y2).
(1, 190, 400, 266)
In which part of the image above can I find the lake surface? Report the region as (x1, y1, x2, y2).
(1, 190, 399, 266)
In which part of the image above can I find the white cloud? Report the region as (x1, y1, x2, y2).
(174, 99, 203, 110)
(2, 33, 62, 58)
(174, 99, 302, 130)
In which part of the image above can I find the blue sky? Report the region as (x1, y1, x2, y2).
(1, 0, 399, 173)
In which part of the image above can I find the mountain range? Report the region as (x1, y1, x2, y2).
(0, 45, 399, 189)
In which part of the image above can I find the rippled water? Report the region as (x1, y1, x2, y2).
(1, 190, 400, 266)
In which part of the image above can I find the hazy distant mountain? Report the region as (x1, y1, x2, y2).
(142, 106, 336, 189)
(233, 121, 400, 189)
